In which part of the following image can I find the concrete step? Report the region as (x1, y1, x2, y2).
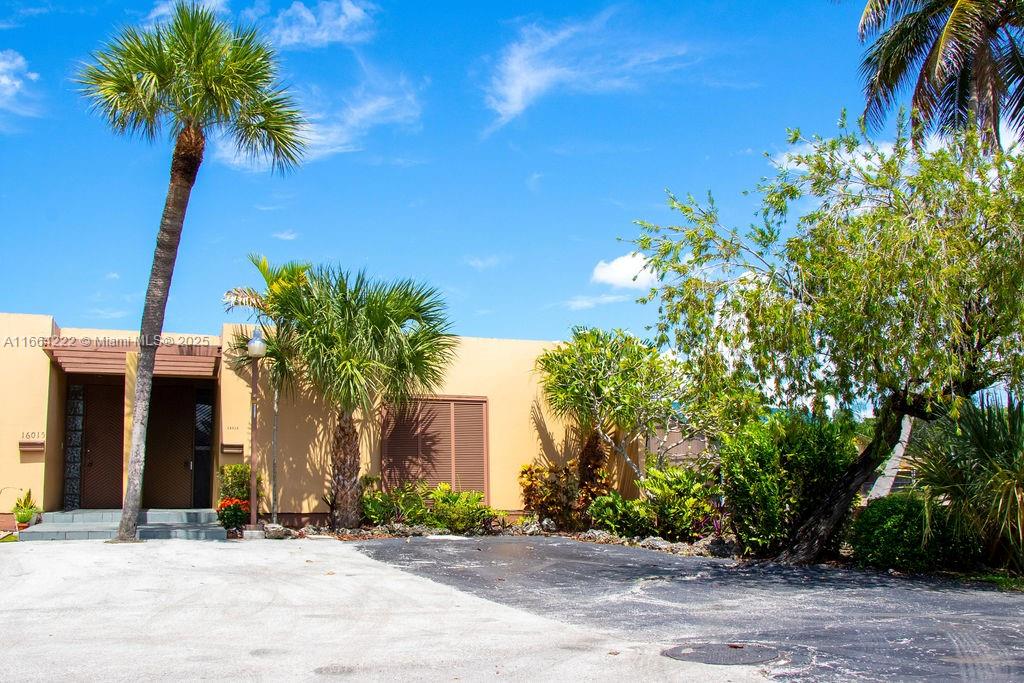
(41, 509, 219, 525)
(19, 521, 226, 542)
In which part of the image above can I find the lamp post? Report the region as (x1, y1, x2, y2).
(246, 328, 267, 529)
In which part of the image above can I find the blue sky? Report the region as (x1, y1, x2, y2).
(0, 0, 872, 340)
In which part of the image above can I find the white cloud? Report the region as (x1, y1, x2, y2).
(484, 8, 690, 130)
(564, 293, 628, 310)
(87, 308, 129, 320)
(0, 49, 39, 117)
(148, 0, 229, 23)
(591, 252, 656, 290)
(272, 229, 299, 240)
(465, 255, 499, 271)
(103, 272, 120, 280)
(214, 74, 421, 170)
(270, 0, 375, 49)
(240, 0, 270, 22)
(526, 171, 542, 192)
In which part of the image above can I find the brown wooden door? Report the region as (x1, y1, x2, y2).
(142, 384, 195, 508)
(81, 383, 125, 509)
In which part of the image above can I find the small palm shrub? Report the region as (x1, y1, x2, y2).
(720, 411, 857, 556)
(12, 489, 42, 524)
(588, 463, 720, 541)
(359, 482, 496, 534)
(849, 493, 977, 573)
(908, 394, 1024, 572)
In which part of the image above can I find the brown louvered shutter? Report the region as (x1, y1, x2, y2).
(453, 400, 486, 493)
(382, 398, 488, 501)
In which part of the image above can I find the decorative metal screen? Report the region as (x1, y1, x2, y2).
(62, 384, 84, 510)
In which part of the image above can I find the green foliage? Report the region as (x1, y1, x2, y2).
(78, 2, 305, 171)
(360, 483, 431, 526)
(909, 394, 1024, 572)
(358, 482, 495, 534)
(11, 489, 40, 516)
(720, 412, 858, 556)
(218, 464, 256, 501)
(858, 1, 1017, 146)
(588, 491, 655, 539)
(425, 483, 493, 535)
(588, 463, 720, 541)
(518, 460, 611, 531)
(849, 493, 978, 573)
(216, 498, 250, 531)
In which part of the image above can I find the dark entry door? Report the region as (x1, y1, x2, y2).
(81, 383, 125, 509)
(142, 384, 195, 508)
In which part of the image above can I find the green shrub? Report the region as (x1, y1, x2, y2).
(218, 464, 258, 501)
(588, 491, 655, 538)
(425, 483, 492, 534)
(587, 463, 720, 541)
(360, 482, 431, 526)
(519, 462, 610, 531)
(849, 493, 979, 573)
(215, 497, 250, 531)
(12, 489, 42, 523)
(358, 482, 494, 534)
(720, 411, 857, 556)
(641, 465, 720, 542)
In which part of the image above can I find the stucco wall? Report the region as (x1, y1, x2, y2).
(0, 313, 61, 512)
(218, 328, 571, 513)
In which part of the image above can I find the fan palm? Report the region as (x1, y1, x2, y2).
(79, 3, 304, 540)
(859, 0, 1024, 148)
(908, 394, 1024, 571)
(225, 254, 310, 524)
(274, 268, 456, 529)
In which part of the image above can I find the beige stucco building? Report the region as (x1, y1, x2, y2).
(1, 312, 640, 524)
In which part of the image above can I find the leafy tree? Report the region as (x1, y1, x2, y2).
(79, 3, 304, 540)
(274, 268, 456, 529)
(858, 0, 1024, 148)
(633, 117, 1024, 563)
(535, 327, 756, 483)
(225, 254, 310, 524)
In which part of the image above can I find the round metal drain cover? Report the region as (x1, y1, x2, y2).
(662, 642, 780, 666)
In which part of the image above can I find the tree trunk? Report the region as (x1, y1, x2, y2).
(271, 387, 279, 524)
(117, 127, 204, 541)
(775, 398, 905, 564)
(577, 430, 606, 490)
(329, 409, 361, 530)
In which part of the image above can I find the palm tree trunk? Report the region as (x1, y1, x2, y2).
(329, 409, 361, 530)
(775, 397, 905, 564)
(117, 127, 205, 541)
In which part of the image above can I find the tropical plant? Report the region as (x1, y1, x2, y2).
(225, 254, 310, 523)
(588, 491, 656, 539)
(218, 464, 257, 501)
(858, 0, 1024, 148)
(216, 497, 250, 531)
(79, 3, 304, 541)
(634, 119, 1024, 563)
(360, 482, 431, 526)
(849, 492, 978, 572)
(12, 489, 41, 524)
(272, 268, 456, 529)
(720, 412, 858, 556)
(425, 483, 493, 534)
(536, 327, 718, 483)
(908, 393, 1024, 571)
(518, 462, 611, 531)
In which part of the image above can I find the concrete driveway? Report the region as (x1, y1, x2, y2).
(0, 539, 760, 682)
(358, 536, 1024, 681)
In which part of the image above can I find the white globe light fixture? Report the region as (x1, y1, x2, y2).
(247, 328, 267, 358)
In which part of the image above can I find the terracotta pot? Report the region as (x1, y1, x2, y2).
(16, 522, 28, 531)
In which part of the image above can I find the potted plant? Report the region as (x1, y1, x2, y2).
(12, 489, 41, 530)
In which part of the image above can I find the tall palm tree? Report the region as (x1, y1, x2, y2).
(275, 268, 456, 529)
(859, 0, 1024, 148)
(79, 3, 304, 541)
(225, 254, 310, 524)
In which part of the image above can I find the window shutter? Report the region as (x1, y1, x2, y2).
(382, 398, 488, 501)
